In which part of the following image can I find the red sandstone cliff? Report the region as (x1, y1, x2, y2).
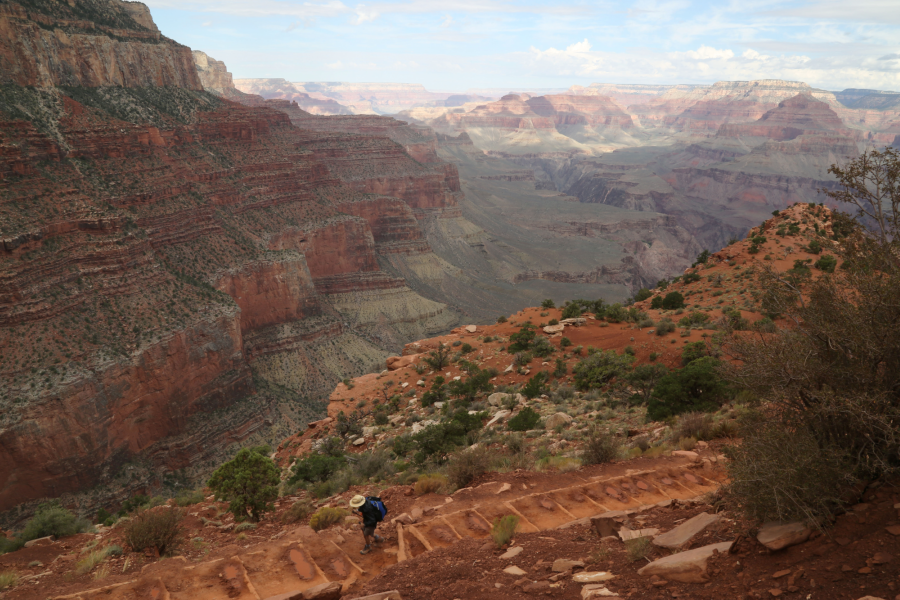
(0, 5, 468, 515)
(0, 1, 201, 89)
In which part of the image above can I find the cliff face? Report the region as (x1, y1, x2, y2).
(0, 0, 201, 89)
(192, 50, 233, 92)
(0, 17, 471, 513)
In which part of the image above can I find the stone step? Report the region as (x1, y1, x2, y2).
(54, 461, 723, 600)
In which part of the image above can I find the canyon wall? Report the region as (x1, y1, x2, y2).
(0, 3, 471, 516)
(0, 0, 201, 89)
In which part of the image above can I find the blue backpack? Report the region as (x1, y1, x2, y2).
(367, 496, 387, 522)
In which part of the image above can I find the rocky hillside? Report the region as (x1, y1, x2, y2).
(3, 204, 897, 600)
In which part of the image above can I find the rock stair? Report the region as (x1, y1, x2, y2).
(53, 460, 724, 600)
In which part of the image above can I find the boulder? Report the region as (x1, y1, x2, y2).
(581, 586, 618, 599)
(386, 355, 419, 371)
(619, 528, 658, 542)
(352, 437, 366, 446)
(391, 513, 415, 525)
(757, 522, 812, 551)
(591, 511, 627, 538)
(465, 325, 477, 333)
(485, 410, 511, 427)
(500, 546, 523, 559)
(497, 483, 512, 494)
(488, 392, 510, 406)
(637, 541, 732, 583)
(552, 559, 584, 572)
(362, 426, 376, 437)
(543, 324, 565, 334)
(416, 379, 425, 387)
(23, 536, 53, 548)
(572, 572, 615, 583)
(302, 582, 343, 600)
(307, 417, 333, 429)
(545, 412, 573, 429)
(503, 565, 527, 576)
(671, 450, 700, 461)
(653, 512, 722, 549)
(560, 317, 586, 326)
(347, 592, 402, 600)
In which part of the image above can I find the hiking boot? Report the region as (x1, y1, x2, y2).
(374, 535, 384, 544)
(360, 545, 371, 555)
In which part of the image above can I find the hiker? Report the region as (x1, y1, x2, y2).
(349, 494, 386, 554)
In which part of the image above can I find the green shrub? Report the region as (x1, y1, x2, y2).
(508, 324, 537, 353)
(625, 363, 669, 403)
(678, 311, 710, 328)
(655, 318, 675, 335)
(20, 503, 91, 542)
(496, 315, 507, 323)
(0, 572, 18, 589)
(447, 446, 494, 488)
(647, 357, 727, 421)
(815, 254, 837, 272)
(661, 292, 685, 310)
(572, 349, 633, 390)
(352, 450, 395, 481)
(506, 433, 525, 454)
(309, 507, 347, 532)
(674, 412, 714, 441)
(531, 336, 555, 358)
(508, 407, 541, 431)
(281, 500, 315, 524)
(208, 447, 281, 521)
(414, 474, 447, 495)
(683, 272, 701, 284)
(581, 426, 620, 464)
(681, 341, 707, 365)
(807, 239, 822, 254)
(725, 414, 853, 524)
(423, 342, 452, 370)
(124, 508, 182, 555)
(541, 299, 555, 308)
(491, 515, 519, 548)
(234, 522, 256, 533)
(553, 358, 567, 378)
(559, 336, 572, 348)
(561, 303, 583, 319)
(174, 489, 206, 507)
(650, 296, 663, 309)
(635, 288, 653, 302)
(76, 550, 106, 575)
(625, 537, 652, 562)
(521, 371, 548, 399)
(605, 303, 626, 322)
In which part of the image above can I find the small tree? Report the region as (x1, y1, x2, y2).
(508, 323, 536, 353)
(625, 363, 669, 403)
(634, 288, 652, 302)
(661, 291, 685, 310)
(561, 303, 582, 319)
(423, 342, 451, 370)
(521, 371, 548, 399)
(208, 448, 281, 522)
(647, 357, 727, 421)
(572, 349, 633, 390)
(541, 299, 555, 309)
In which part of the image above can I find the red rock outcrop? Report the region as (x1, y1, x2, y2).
(0, 1, 201, 89)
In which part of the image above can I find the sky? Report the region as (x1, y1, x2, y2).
(144, 0, 900, 92)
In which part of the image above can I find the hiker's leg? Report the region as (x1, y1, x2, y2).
(373, 527, 383, 543)
(361, 525, 375, 554)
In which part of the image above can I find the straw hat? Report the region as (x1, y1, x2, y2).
(349, 495, 365, 508)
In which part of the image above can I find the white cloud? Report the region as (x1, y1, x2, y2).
(566, 39, 592, 53)
(352, 5, 378, 23)
(440, 14, 453, 27)
(679, 45, 735, 60)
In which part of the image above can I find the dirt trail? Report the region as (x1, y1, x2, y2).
(52, 458, 723, 599)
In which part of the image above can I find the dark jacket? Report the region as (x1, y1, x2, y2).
(358, 499, 380, 527)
